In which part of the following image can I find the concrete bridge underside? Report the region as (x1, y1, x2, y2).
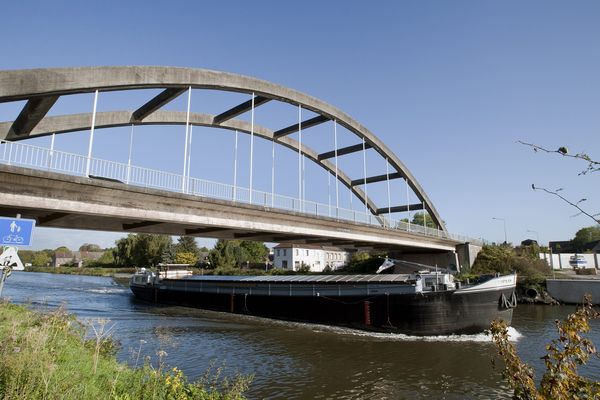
(0, 165, 458, 253)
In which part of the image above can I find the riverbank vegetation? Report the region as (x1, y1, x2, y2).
(0, 301, 251, 399)
(469, 243, 551, 288)
(491, 296, 599, 399)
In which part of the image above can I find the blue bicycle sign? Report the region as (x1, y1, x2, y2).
(0, 217, 35, 247)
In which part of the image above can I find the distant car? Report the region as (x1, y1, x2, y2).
(569, 255, 588, 268)
(24, 263, 32, 267)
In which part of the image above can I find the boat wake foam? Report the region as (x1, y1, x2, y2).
(272, 318, 523, 342)
(323, 325, 524, 343)
(85, 287, 128, 295)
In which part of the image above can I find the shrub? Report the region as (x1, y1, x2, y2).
(472, 244, 550, 286)
(0, 302, 251, 399)
(490, 296, 600, 399)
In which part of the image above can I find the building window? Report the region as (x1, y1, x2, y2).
(282, 260, 288, 269)
(296, 249, 299, 256)
(283, 249, 287, 256)
(277, 249, 280, 256)
(306, 250, 309, 256)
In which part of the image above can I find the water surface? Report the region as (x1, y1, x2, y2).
(3, 272, 598, 399)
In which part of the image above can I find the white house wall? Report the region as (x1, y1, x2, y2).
(274, 247, 350, 272)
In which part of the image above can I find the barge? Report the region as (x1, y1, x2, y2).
(130, 264, 517, 336)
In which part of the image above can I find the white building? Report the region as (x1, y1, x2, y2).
(273, 243, 350, 272)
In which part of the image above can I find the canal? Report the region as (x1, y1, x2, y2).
(3, 272, 599, 399)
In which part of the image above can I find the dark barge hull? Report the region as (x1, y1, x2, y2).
(130, 275, 515, 336)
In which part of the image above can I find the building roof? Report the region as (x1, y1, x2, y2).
(520, 239, 538, 246)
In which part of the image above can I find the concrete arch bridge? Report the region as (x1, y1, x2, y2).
(0, 67, 479, 266)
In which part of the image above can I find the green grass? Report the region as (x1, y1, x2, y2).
(0, 302, 251, 399)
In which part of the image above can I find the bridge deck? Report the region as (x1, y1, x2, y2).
(0, 164, 459, 253)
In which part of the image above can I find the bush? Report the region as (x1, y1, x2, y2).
(297, 263, 311, 273)
(0, 302, 251, 399)
(212, 267, 266, 276)
(490, 296, 600, 399)
(342, 255, 382, 274)
(472, 244, 550, 287)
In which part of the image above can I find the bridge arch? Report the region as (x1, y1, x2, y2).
(0, 67, 446, 232)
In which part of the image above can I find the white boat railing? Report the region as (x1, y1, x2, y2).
(0, 139, 482, 245)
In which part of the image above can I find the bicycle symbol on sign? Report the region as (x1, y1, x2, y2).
(2, 221, 24, 244)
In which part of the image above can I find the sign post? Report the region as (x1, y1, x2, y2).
(0, 217, 35, 296)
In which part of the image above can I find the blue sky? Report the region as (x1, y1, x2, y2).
(1, 1, 599, 250)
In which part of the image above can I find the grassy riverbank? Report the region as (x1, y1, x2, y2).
(0, 302, 251, 399)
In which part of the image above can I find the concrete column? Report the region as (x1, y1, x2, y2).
(454, 251, 461, 273)
(558, 252, 562, 269)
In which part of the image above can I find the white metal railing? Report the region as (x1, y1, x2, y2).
(0, 139, 483, 245)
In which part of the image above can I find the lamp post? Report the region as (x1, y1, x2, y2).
(492, 217, 507, 244)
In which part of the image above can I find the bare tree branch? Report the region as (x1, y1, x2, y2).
(518, 141, 599, 175)
(532, 184, 600, 224)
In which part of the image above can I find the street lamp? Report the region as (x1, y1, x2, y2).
(526, 229, 540, 244)
(492, 217, 508, 244)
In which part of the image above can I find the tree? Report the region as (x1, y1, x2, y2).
(175, 236, 201, 257)
(520, 141, 599, 224)
(114, 235, 135, 266)
(132, 234, 171, 267)
(344, 251, 384, 274)
(239, 241, 268, 263)
(54, 246, 71, 254)
(411, 212, 436, 228)
(208, 240, 238, 269)
(97, 250, 115, 265)
(113, 233, 172, 267)
(31, 252, 51, 267)
(571, 225, 600, 252)
(351, 251, 371, 263)
(208, 240, 268, 268)
(173, 236, 203, 265)
(79, 243, 102, 252)
(519, 141, 599, 176)
(175, 252, 198, 265)
(471, 244, 514, 275)
(16, 250, 35, 265)
(160, 243, 176, 264)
